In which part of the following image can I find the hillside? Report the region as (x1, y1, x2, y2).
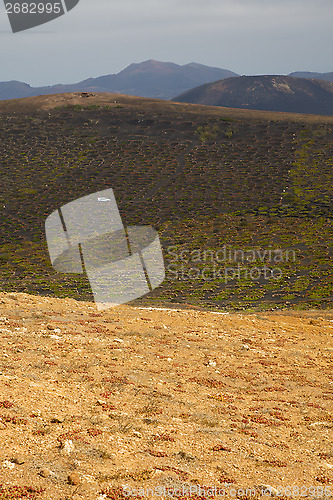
(172, 75, 333, 116)
(0, 291, 332, 499)
(0, 60, 239, 101)
(0, 92, 332, 311)
(0, 81, 34, 101)
(290, 71, 333, 83)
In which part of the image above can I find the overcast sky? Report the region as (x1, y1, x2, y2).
(1, 0, 332, 86)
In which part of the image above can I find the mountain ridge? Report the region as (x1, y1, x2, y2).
(0, 59, 239, 101)
(2, 59, 333, 103)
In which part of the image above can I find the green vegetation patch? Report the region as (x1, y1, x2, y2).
(0, 106, 332, 311)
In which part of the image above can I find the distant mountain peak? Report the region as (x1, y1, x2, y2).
(78, 60, 240, 99)
(119, 59, 180, 73)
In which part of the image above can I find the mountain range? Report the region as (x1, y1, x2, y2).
(1, 60, 333, 115)
(0, 60, 239, 101)
(1, 60, 333, 103)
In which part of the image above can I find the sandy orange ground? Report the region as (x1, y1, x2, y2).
(0, 291, 332, 500)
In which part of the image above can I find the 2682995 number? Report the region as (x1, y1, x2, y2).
(5, 3, 62, 14)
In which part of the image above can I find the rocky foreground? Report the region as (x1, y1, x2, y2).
(0, 292, 332, 499)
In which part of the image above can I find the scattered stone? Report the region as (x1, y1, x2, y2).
(68, 472, 81, 485)
(60, 439, 75, 454)
(10, 455, 25, 465)
(96, 400, 107, 406)
(50, 416, 65, 423)
(92, 449, 113, 460)
(46, 324, 55, 330)
(241, 338, 253, 344)
(30, 410, 42, 417)
(309, 319, 323, 326)
(175, 451, 195, 462)
(132, 430, 142, 438)
(39, 467, 52, 478)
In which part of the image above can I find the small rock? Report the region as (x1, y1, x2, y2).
(46, 324, 55, 330)
(10, 456, 25, 465)
(132, 430, 142, 438)
(68, 472, 81, 485)
(60, 439, 75, 454)
(50, 416, 65, 423)
(39, 467, 51, 478)
(175, 451, 195, 462)
(96, 400, 107, 406)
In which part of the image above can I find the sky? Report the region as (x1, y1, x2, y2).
(0, 0, 332, 86)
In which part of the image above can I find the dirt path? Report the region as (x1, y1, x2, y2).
(0, 291, 332, 499)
